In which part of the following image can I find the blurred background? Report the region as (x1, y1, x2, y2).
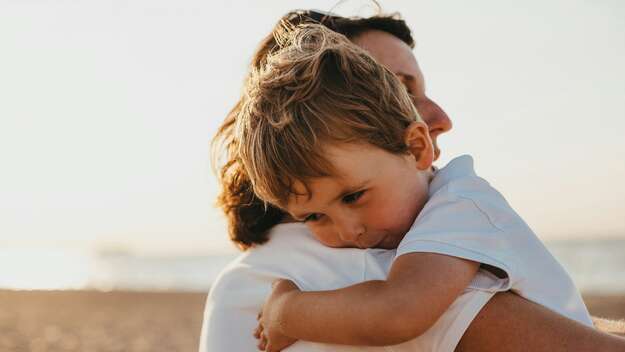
(1, 0, 624, 351)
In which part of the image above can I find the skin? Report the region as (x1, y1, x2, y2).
(351, 30, 452, 162)
(289, 135, 432, 250)
(456, 292, 625, 352)
(255, 27, 625, 351)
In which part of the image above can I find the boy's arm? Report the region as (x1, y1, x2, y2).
(269, 253, 479, 346)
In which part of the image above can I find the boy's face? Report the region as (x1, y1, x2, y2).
(286, 141, 432, 249)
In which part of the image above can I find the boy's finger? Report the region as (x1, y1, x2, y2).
(257, 311, 262, 320)
(256, 335, 265, 350)
(258, 335, 267, 351)
(266, 342, 278, 352)
(253, 324, 262, 339)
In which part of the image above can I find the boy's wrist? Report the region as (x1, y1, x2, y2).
(276, 289, 302, 336)
(268, 280, 302, 336)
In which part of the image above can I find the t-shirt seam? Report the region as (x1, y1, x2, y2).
(431, 178, 503, 233)
(455, 194, 507, 233)
(410, 182, 518, 275)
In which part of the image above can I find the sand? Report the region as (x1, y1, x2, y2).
(0, 290, 623, 352)
(0, 290, 205, 352)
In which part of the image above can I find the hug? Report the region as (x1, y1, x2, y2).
(201, 9, 625, 352)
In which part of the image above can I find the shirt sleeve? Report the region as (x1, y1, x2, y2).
(396, 187, 517, 291)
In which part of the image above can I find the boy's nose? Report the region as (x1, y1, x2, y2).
(335, 219, 365, 245)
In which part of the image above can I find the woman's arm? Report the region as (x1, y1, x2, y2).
(259, 253, 479, 346)
(456, 292, 625, 352)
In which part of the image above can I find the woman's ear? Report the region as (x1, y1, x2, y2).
(404, 121, 434, 171)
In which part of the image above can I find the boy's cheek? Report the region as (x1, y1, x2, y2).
(308, 225, 351, 248)
(373, 207, 414, 241)
(364, 206, 398, 231)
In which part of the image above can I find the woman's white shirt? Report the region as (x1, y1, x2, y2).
(199, 223, 502, 352)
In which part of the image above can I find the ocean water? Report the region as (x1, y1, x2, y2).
(1, 239, 624, 293)
(547, 239, 625, 294)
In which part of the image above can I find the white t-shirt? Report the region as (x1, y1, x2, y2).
(397, 155, 593, 326)
(200, 224, 504, 352)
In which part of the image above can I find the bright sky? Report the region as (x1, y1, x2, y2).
(1, 1, 624, 255)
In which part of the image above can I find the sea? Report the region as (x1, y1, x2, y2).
(1, 239, 624, 294)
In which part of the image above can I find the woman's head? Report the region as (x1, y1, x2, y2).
(351, 29, 451, 160)
(251, 10, 451, 156)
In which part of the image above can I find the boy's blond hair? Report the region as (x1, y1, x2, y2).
(236, 23, 422, 208)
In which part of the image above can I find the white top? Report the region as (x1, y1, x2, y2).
(199, 223, 503, 352)
(397, 155, 593, 326)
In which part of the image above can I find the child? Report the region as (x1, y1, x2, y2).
(235, 24, 593, 351)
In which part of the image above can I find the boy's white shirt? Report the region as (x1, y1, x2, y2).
(397, 154, 593, 326)
(199, 154, 591, 352)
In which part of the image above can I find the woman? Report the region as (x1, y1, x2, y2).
(200, 10, 625, 352)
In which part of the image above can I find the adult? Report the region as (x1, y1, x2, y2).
(200, 10, 625, 352)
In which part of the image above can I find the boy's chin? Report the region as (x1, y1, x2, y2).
(373, 234, 403, 249)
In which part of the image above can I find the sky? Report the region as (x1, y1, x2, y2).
(1, 0, 624, 255)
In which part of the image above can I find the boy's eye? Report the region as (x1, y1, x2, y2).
(304, 213, 322, 222)
(342, 190, 365, 204)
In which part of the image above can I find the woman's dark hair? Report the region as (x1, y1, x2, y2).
(212, 10, 415, 250)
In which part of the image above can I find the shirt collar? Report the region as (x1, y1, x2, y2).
(429, 155, 477, 196)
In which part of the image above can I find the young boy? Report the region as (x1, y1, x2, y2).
(236, 24, 593, 351)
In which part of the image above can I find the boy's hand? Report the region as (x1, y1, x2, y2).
(254, 279, 300, 351)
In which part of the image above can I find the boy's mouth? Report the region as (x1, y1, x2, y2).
(357, 234, 389, 249)
(375, 233, 404, 250)
(354, 236, 380, 249)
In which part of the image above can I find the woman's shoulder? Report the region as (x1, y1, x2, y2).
(211, 223, 376, 293)
(254, 222, 320, 252)
(208, 223, 321, 294)
(230, 222, 352, 272)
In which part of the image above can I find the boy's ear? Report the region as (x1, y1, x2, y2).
(404, 122, 434, 171)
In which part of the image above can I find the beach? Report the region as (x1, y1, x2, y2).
(0, 290, 205, 352)
(0, 290, 623, 352)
